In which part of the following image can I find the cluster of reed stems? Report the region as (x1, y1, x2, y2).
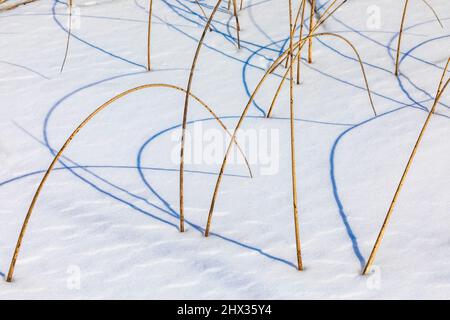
(60, 0, 73, 73)
(4, 0, 448, 282)
(203, 0, 375, 274)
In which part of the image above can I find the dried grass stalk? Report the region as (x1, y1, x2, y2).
(204, 0, 348, 238)
(308, 0, 315, 63)
(362, 58, 450, 275)
(288, 0, 303, 271)
(147, 0, 153, 71)
(232, 0, 241, 49)
(180, 0, 223, 233)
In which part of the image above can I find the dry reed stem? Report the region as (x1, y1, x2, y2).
(232, 0, 241, 49)
(433, 58, 450, 113)
(362, 58, 450, 276)
(297, 0, 307, 84)
(284, 1, 304, 69)
(288, 0, 303, 271)
(267, 32, 377, 118)
(204, 0, 348, 238)
(272, 0, 340, 73)
(179, 0, 223, 233)
(60, 0, 73, 73)
(307, 0, 315, 63)
(395, 0, 443, 76)
(0, 0, 38, 12)
(147, 0, 153, 71)
(5, 83, 252, 283)
(195, 0, 213, 32)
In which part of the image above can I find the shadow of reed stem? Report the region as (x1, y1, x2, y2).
(5, 83, 251, 283)
(60, 0, 73, 73)
(308, 0, 315, 63)
(362, 57, 450, 275)
(179, 0, 223, 233)
(288, 0, 304, 271)
(147, 0, 153, 71)
(204, 0, 347, 239)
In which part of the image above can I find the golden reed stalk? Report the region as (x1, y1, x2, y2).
(363, 58, 450, 275)
(147, 0, 153, 71)
(179, 0, 224, 233)
(5, 83, 252, 282)
(395, 0, 443, 76)
(288, 0, 303, 271)
(273, 0, 340, 73)
(308, 0, 315, 63)
(0, 0, 38, 12)
(204, 0, 348, 239)
(232, 0, 241, 49)
(297, 0, 307, 84)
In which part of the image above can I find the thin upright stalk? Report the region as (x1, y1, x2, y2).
(147, 0, 153, 71)
(395, 0, 443, 76)
(288, 0, 303, 271)
(297, 0, 307, 84)
(232, 0, 241, 49)
(204, 0, 348, 238)
(362, 58, 450, 275)
(308, 0, 315, 63)
(180, 0, 223, 233)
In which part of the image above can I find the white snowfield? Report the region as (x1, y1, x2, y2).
(0, 0, 449, 299)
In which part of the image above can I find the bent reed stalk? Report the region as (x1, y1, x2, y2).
(179, 0, 223, 233)
(204, 0, 348, 238)
(362, 57, 450, 275)
(308, 0, 315, 63)
(195, 0, 213, 32)
(272, 0, 341, 73)
(267, 32, 377, 118)
(5, 83, 252, 283)
(395, 0, 443, 76)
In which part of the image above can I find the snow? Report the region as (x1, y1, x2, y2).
(0, 0, 449, 299)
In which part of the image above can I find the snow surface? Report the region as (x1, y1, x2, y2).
(0, 0, 449, 299)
